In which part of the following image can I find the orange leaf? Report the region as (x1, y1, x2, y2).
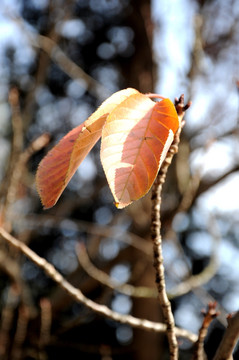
(36, 88, 139, 208)
(100, 93, 179, 208)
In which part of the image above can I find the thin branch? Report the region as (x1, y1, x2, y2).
(0, 86, 50, 226)
(168, 215, 220, 299)
(11, 305, 29, 360)
(8, 87, 24, 152)
(24, 214, 152, 256)
(41, 213, 219, 301)
(0, 226, 197, 343)
(8, 14, 110, 101)
(36, 34, 111, 100)
(177, 170, 202, 213)
(77, 243, 157, 298)
(195, 165, 239, 200)
(0, 285, 19, 358)
(0, 250, 35, 312)
(168, 256, 218, 300)
(151, 95, 191, 360)
(6, 133, 50, 212)
(77, 238, 219, 300)
(192, 302, 219, 360)
(39, 298, 52, 359)
(0, 87, 24, 224)
(213, 311, 239, 360)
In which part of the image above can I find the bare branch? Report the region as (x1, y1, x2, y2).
(150, 95, 191, 360)
(168, 215, 220, 299)
(193, 302, 219, 360)
(39, 298, 52, 355)
(8, 13, 110, 101)
(77, 243, 157, 298)
(0, 226, 197, 343)
(11, 306, 29, 360)
(0, 87, 24, 224)
(25, 214, 152, 256)
(36, 34, 111, 100)
(213, 311, 239, 360)
(0, 285, 19, 358)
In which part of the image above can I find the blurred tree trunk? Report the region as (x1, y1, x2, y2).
(122, 0, 155, 93)
(122, 1, 164, 358)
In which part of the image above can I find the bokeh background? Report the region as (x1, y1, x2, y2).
(0, 0, 239, 359)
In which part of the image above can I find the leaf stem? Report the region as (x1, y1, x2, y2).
(145, 93, 165, 100)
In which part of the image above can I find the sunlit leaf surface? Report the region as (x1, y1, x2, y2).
(36, 88, 139, 208)
(100, 94, 179, 208)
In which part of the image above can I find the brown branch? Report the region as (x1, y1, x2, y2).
(168, 254, 218, 300)
(195, 165, 239, 199)
(193, 302, 219, 360)
(7, 133, 50, 210)
(151, 95, 191, 360)
(0, 226, 197, 343)
(39, 298, 52, 357)
(77, 243, 157, 298)
(9, 13, 110, 101)
(10, 305, 30, 360)
(177, 170, 202, 213)
(168, 215, 220, 299)
(0, 87, 24, 225)
(25, 214, 152, 256)
(36, 35, 110, 100)
(0, 285, 19, 358)
(0, 86, 50, 227)
(0, 249, 35, 313)
(213, 311, 239, 360)
(26, 214, 219, 301)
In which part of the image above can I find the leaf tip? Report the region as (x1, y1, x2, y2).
(114, 202, 120, 209)
(114, 201, 131, 209)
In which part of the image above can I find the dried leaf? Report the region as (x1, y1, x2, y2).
(100, 94, 179, 208)
(36, 88, 139, 208)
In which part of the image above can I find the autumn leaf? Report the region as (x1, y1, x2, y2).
(36, 87, 179, 209)
(36, 88, 139, 208)
(100, 93, 179, 208)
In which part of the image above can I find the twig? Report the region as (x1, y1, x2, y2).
(8, 87, 24, 152)
(213, 310, 239, 360)
(151, 95, 191, 360)
(0, 249, 35, 313)
(39, 298, 52, 359)
(77, 243, 157, 298)
(192, 302, 219, 360)
(0, 226, 197, 343)
(11, 305, 29, 360)
(24, 214, 152, 256)
(4, 133, 50, 216)
(78, 237, 219, 301)
(0, 87, 24, 224)
(168, 256, 218, 300)
(177, 170, 201, 213)
(7, 14, 110, 101)
(168, 215, 220, 299)
(0, 285, 19, 358)
(39, 298, 52, 347)
(37, 35, 110, 100)
(0, 87, 50, 227)
(18, 214, 221, 303)
(195, 164, 239, 200)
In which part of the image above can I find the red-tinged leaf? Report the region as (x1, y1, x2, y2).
(100, 94, 179, 208)
(36, 88, 139, 209)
